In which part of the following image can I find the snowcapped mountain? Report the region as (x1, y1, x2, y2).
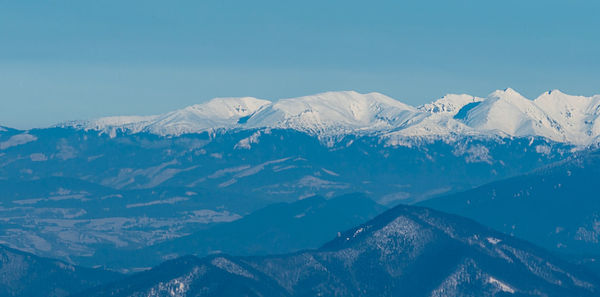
(245, 91, 418, 135)
(461, 88, 565, 141)
(64, 88, 600, 145)
(534, 90, 600, 144)
(418, 93, 483, 115)
(72, 97, 271, 137)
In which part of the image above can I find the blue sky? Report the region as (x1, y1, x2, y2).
(1, 0, 600, 128)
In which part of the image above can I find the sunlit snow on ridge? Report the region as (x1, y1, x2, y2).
(59, 89, 600, 146)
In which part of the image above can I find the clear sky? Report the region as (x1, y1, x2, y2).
(1, 0, 600, 129)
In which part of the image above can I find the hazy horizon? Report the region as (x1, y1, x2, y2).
(2, 0, 600, 129)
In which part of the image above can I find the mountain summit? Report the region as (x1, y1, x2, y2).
(245, 91, 417, 134)
(79, 97, 271, 137)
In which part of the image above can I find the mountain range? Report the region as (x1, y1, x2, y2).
(0, 124, 572, 268)
(62, 89, 600, 146)
(2, 88, 600, 296)
(2, 88, 597, 271)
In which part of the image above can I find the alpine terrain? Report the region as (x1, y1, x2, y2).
(1, 89, 599, 270)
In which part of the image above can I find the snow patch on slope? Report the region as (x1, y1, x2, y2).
(0, 133, 37, 150)
(488, 276, 515, 293)
(235, 130, 262, 149)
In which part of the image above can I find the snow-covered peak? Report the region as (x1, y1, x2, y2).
(545, 89, 566, 96)
(462, 88, 564, 141)
(74, 97, 271, 136)
(489, 87, 524, 99)
(143, 97, 271, 135)
(186, 97, 272, 119)
(485, 88, 535, 109)
(418, 94, 483, 115)
(273, 91, 416, 120)
(534, 89, 593, 110)
(246, 91, 417, 133)
(534, 90, 600, 143)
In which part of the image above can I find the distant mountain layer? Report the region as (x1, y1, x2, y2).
(61, 89, 600, 145)
(2, 89, 597, 274)
(91, 194, 385, 270)
(0, 244, 120, 297)
(421, 149, 600, 258)
(78, 205, 600, 297)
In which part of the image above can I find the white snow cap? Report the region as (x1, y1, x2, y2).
(66, 89, 600, 145)
(245, 91, 417, 133)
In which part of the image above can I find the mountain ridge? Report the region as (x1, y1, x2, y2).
(76, 204, 600, 297)
(0, 244, 121, 297)
(56, 89, 600, 146)
(420, 148, 600, 258)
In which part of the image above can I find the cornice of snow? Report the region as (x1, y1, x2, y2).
(60, 89, 600, 145)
